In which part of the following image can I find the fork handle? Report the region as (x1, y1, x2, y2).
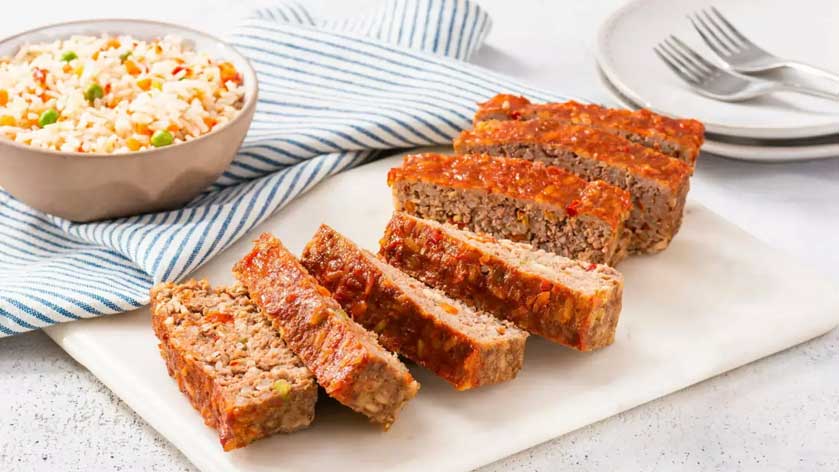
(778, 81, 839, 102)
(781, 61, 839, 85)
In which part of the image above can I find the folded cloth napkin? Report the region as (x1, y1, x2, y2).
(0, 0, 574, 336)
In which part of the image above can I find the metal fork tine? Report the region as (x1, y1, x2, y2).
(664, 37, 711, 79)
(701, 9, 742, 52)
(692, 12, 735, 55)
(669, 35, 719, 73)
(660, 41, 706, 81)
(654, 46, 698, 85)
(710, 6, 750, 44)
(688, 14, 729, 58)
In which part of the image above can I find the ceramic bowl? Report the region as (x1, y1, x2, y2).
(0, 19, 258, 222)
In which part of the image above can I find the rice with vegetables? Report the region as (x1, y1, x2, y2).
(0, 34, 245, 153)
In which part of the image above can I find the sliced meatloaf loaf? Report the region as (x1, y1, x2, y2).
(473, 94, 704, 165)
(233, 233, 419, 428)
(301, 224, 528, 390)
(379, 213, 624, 351)
(150, 280, 317, 451)
(387, 153, 632, 265)
(454, 120, 693, 254)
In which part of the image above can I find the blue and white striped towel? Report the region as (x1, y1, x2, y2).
(0, 0, 575, 336)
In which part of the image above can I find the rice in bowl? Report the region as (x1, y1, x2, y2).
(0, 34, 246, 153)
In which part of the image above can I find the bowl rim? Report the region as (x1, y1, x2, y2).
(0, 18, 259, 160)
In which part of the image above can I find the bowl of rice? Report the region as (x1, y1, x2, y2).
(0, 19, 257, 221)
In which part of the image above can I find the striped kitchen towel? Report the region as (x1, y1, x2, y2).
(0, 0, 576, 336)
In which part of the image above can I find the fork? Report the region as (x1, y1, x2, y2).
(689, 7, 839, 84)
(654, 36, 839, 102)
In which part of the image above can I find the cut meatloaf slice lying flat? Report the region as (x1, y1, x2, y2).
(150, 280, 317, 451)
(233, 233, 419, 429)
(379, 213, 624, 351)
(387, 153, 632, 265)
(301, 224, 528, 390)
(454, 120, 693, 254)
(473, 94, 705, 165)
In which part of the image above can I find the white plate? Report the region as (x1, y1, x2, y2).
(596, 0, 839, 140)
(597, 66, 839, 162)
(44, 152, 839, 472)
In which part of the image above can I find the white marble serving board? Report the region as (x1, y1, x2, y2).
(45, 150, 839, 472)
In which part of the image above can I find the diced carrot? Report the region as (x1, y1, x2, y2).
(125, 137, 142, 151)
(62, 64, 72, 73)
(136, 77, 151, 91)
(202, 116, 217, 129)
(0, 90, 7, 106)
(92, 50, 100, 60)
(105, 38, 121, 49)
(124, 59, 141, 76)
(439, 302, 459, 314)
(218, 62, 242, 85)
(134, 122, 152, 135)
(32, 67, 47, 86)
(167, 123, 179, 132)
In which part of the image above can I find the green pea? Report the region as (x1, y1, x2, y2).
(119, 51, 132, 63)
(60, 51, 78, 62)
(150, 129, 174, 147)
(84, 83, 104, 103)
(38, 109, 59, 127)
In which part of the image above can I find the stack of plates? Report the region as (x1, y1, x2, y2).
(595, 0, 839, 162)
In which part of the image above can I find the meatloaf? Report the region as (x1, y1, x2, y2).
(301, 224, 528, 390)
(473, 94, 704, 165)
(150, 280, 317, 451)
(387, 153, 631, 265)
(233, 233, 419, 428)
(454, 120, 693, 254)
(379, 213, 624, 350)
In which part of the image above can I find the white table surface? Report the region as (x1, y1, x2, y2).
(1, 1, 837, 471)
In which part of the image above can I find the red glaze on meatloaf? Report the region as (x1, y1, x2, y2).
(387, 153, 631, 264)
(233, 233, 419, 429)
(150, 280, 318, 451)
(454, 121, 692, 254)
(302, 224, 528, 390)
(379, 213, 624, 351)
(474, 94, 704, 165)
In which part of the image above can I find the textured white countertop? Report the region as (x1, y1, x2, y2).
(1, 0, 838, 470)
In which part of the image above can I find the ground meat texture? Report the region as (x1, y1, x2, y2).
(473, 94, 705, 165)
(233, 233, 419, 428)
(387, 153, 631, 265)
(301, 224, 528, 390)
(379, 213, 624, 350)
(454, 121, 693, 254)
(150, 280, 317, 451)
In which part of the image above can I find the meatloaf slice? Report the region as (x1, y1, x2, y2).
(233, 233, 419, 428)
(379, 213, 623, 351)
(387, 153, 632, 265)
(473, 94, 705, 165)
(454, 120, 693, 254)
(301, 224, 528, 390)
(150, 280, 317, 451)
